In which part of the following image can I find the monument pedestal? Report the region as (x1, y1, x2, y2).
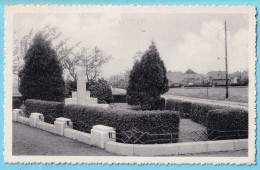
(64, 66, 109, 109)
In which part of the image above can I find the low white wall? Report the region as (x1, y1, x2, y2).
(13, 110, 248, 156)
(36, 122, 55, 133)
(64, 128, 91, 145)
(105, 141, 134, 156)
(17, 116, 30, 126)
(106, 139, 248, 156)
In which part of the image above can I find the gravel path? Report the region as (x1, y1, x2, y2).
(162, 94, 248, 110)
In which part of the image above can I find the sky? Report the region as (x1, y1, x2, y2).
(13, 13, 249, 78)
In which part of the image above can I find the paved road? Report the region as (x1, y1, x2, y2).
(12, 122, 247, 156)
(162, 94, 248, 110)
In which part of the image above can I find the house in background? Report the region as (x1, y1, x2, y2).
(182, 69, 205, 86)
(167, 69, 206, 87)
(207, 71, 231, 86)
(166, 71, 184, 87)
(167, 70, 248, 87)
(231, 76, 241, 85)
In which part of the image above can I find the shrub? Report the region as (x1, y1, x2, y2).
(154, 97, 166, 110)
(65, 79, 77, 98)
(165, 99, 192, 118)
(64, 105, 180, 144)
(12, 97, 23, 109)
(206, 108, 248, 140)
(112, 94, 127, 103)
(25, 99, 64, 124)
(19, 34, 65, 102)
(88, 78, 113, 104)
(189, 103, 222, 125)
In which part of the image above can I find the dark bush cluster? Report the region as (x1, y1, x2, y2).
(63, 104, 180, 144)
(165, 99, 192, 118)
(25, 99, 64, 124)
(112, 94, 127, 103)
(88, 78, 113, 104)
(206, 108, 248, 140)
(12, 97, 23, 109)
(189, 103, 221, 125)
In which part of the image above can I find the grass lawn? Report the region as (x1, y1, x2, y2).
(12, 122, 116, 156)
(165, 86, 248, 103)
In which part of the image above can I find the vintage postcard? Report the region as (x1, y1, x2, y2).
(4, 5, 256, 164)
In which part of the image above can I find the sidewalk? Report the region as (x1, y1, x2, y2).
(162, 94, 248, 110)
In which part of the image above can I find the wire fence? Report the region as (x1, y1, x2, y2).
(108, 129, 248, 144)
(20, 111, 248, 144)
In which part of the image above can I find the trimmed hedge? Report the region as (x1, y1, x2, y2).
(112, 94, 127, 103)
(189, 103, 222, 125)
(206, 108, 248, 140)
(64, 105, 180, 144)
(12, 97, 23, 109)
(156, 97, 166, 110)
(25, 99, 64, 124)
(165, 99, 192, 118)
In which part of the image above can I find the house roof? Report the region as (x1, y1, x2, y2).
(207, 71, 227, 79)
(166, 72, 184, 84)
(183, 73, 205, 79)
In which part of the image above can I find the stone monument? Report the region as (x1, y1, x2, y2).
(65, 65, 109, 109)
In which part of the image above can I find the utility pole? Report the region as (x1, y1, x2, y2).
(224, 21, 229, 98)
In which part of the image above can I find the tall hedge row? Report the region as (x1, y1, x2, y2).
(25, 99, 64, 124)
(165, 99, 192, 118)
(189, 103, 222, 125)
(206, 108, 248, 140)
(64, 104, 180, 144)
(112, 94, 127, 103)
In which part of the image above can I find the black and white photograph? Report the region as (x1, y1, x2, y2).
(4, 5, 256, 164)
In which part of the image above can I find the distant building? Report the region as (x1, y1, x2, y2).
(231, 76, 241, 85)
(207, 71, 231, 86)
(183, 73, 205, 86)
(166, 71, 183, 87)
(167, 69, 206, 87)
(182, 69, 205, 86)
(167, 70, 247, 87)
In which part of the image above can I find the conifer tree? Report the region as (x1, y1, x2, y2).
(19, 34, 65, 102)
(127, 42, 169, 110)
(127, 60, 142, 105)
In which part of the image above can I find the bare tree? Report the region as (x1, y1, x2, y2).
(108, 69, 130, 89)
(13, 25, 110, 82)
(70, 47, 112, 82)
(13, 25, 80, 75)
